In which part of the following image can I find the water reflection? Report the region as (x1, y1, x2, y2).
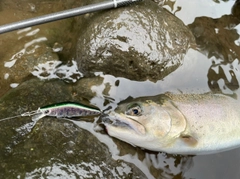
(73, 120, 195, 179)
(1, 0, 240, 179)
(0, 26, 81, 97)
(207, 58, 240, 96)
(25, 161, 134, 178)
(4, 32, 47, 68)
(31, 59, 82, 83)
(88, 1, 240, 178)
(187, 0, 240, 95)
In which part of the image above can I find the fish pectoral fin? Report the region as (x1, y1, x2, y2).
(179, 134, 198, 146)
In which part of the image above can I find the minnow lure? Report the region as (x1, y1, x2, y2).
(0, 102, 101, 122)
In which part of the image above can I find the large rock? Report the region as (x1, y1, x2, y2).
(76, 0, 195, 81)
(0, 78, 147, 178)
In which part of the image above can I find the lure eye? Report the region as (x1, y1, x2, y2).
(44, 110, 50, 114)
(126, 104, 142, 116)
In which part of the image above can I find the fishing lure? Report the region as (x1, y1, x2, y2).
(0, 102, 101, 122)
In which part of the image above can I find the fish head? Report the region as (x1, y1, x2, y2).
(102, 96, 187, 151)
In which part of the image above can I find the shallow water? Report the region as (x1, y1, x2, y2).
(0, 0, 240, 178)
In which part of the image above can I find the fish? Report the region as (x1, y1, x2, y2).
(102, 93, 240, 155)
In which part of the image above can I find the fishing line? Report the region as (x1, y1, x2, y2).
(0, 110, 41, 122)
(0, 115, 22, 122)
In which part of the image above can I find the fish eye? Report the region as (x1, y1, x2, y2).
(126, 104, 142, 116)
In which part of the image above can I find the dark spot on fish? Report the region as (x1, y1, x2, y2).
(78, 110, 82, 115)
(180, 134, 198, 146)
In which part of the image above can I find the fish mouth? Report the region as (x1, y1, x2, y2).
(101, 112, 146, 135)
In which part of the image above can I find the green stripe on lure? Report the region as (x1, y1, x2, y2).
(0, 102, 101, 122)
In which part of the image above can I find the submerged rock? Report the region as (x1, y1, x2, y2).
(1, 118, 147, 178)
(76, 0, 195, 81)
(0, 0, 87, 97)
(0, 78, 147, 178)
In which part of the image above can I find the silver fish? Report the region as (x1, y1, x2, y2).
(102, 93, 240, 155)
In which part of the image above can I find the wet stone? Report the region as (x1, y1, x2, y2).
(232, 0, 240, 18)
(0, 78, 147, 178)
(0, 78, 73, 153)
(71, 76, 104, 102)
(0, 0, 88, 97)
(0, 118, 147, 178)
(76, 0, 195, 82)
(0, 43, 60, 97)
